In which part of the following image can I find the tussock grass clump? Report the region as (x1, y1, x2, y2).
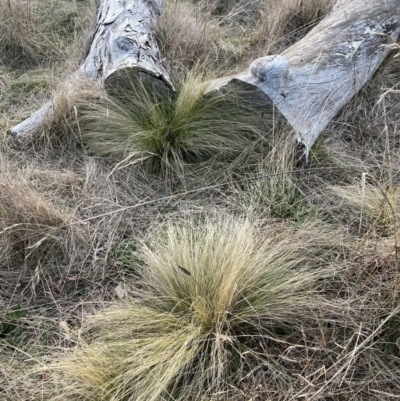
(56, 218, 339, 401)
(250, 137, 312, 220)
(0, 0, 40, 63)
(158, 0, 254, 77)
(250, 173, 309, 220)
(250, 0, 335, 56)
(82, 72, 267, 176)
(0, 0, 95, 67)
(47, 73, 102, 138)
(0, 172, 76, 263)
(229, 135, 313, 221)
(331, 180, 400, 235)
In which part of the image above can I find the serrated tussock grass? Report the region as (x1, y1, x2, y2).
(331, 183, 400, 236)
(250, 0, 335, 56)
(55, 217, 341, 401)
(247, 136, 313, 221)
(0, 170, 76, 264)
(81, 71, 269, 177)
(0, 0, 95, 67)
(2, 1, 400, 400)
(0, 0, 39, 63)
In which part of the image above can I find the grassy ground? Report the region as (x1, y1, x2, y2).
(1, 0, 400, 400)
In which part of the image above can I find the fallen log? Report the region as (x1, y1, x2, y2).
(11, 0, 173, 138)
(212, 0, 400, 154)
(11, 0, 400, 153)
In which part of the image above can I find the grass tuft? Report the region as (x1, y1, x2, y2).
(0, 168, 76, 264)
(331, 182, 400, 235)
(0, 0, 96, 67)
(81, 71, 267, 176)
(55, 217, 339, 400)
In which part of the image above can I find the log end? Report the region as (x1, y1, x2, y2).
(105, 67, 174, 99)
(9, 101, 54, 140)
(209, 77, 275, 112)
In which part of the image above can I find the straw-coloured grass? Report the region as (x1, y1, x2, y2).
(0, 0, 40, 63)
(54, 217, 340, 401)
(0, 170, 75, 264)
(331, 181, 400, 235)
(0, 0, 95, 67)
(157, 0, 252, 78)
(2, 0, 400, 400)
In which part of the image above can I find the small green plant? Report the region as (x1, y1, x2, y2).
(110, 239, 140, 269)
(251, 174, 311, 220)
(55, 218, 338, 401)
(240, 135, 312, 221)
(0, 303, 24, 338)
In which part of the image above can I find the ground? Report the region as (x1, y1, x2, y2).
(0, 1, 400, 400)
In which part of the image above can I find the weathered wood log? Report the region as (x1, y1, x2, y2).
(11, 0, 173, 138)
(11, 0, 400, 150)
(213, 0, 400, 154)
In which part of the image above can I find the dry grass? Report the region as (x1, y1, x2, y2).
(0, 0, 40, 63)
(243, 0, 336, 57)
(44, 73, 103, 140)
(51, 218, 343, 401)
(331, 182, 400, 235)
(1, 0, 400, 400)
(0, 0, 95, 67)
(158, 0, 336, 78)
(157, 1, 219, 78)
(0, 158, 79, 267)
(157, 0, 254, 79)
(0, 65, 7, 92)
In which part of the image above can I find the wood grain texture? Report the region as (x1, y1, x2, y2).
(80, 0, 171, 89)
(216, 0, 400, 152)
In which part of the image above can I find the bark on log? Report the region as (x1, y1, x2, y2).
(213, 0, 400, 153)
(11, 0, 172, 138)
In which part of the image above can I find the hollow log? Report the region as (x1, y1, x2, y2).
(11, 0, 173, 138)
(213, 0, 400, 153)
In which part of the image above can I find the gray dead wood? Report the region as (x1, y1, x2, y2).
(11, 0, 172, 138)
(11, 0, 400, 150)
(213, 0, 400, 153)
